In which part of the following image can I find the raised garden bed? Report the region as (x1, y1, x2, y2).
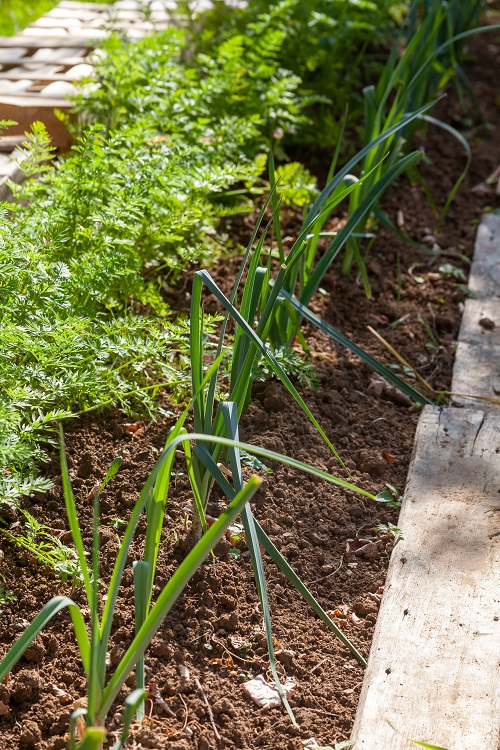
(0, 4, 499, 750)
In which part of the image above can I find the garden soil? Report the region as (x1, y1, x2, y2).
(1, 25, 500, 750)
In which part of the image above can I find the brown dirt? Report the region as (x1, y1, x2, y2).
(1, 20, 500, 750)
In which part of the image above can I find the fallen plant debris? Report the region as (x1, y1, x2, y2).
(147, 681, 176, 718)
(366, 377, 414, 407)
(121, 422, 143, 435)
(242, 674, 297, 710)
(345, 538, 380, 560)
(49, 682, 73, 706)
(327, 608, 367, 629)
(368, 587, 385, 606)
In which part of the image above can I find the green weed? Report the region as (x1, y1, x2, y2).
(0, 584, 17, 613)
(1, 509, 84, 585)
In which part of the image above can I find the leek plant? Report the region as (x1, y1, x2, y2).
(342, 0, 498, 285)
(0, 398, 383, 741)
(173, 160, 434, 720)
(0, 418, 261, 748)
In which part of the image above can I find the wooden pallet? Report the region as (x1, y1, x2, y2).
(0, 1, 174, 149)
(351, 216, 500, 749)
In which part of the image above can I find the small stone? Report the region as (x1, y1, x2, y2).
(479, 317, 495, 330)
(262, 382, 288, 411)
(216, 612, 239, 631)
(356, 449, 386, 477)
(13, 619, 31, 631)
(109, 645, 125, 666)
(24, 638, 45, 663)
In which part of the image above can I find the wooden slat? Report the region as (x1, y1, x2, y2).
(0, 71, 92, 82)
(0, 94, 72, 106)
(0, 135, 25, 152)
(57, 0, 112, 9)
(0, 56, 88, 66)
(0, 35, 94, 48)
(452, 213, 500, 410)
(351, 405, 500, 749)
(46, 8, 110, 19)
(21, 28, 108, 39)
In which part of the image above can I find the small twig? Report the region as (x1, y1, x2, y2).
(310, 656, 329, 674)
(367, 325, 435, 394)
(294, 705, 341, 720)
(343, 680, 364, 695)
(308, 555, 344, 586)
(368, 326, 500, 407)
(194, 677, 221, 742)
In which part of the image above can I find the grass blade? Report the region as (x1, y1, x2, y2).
(98, 457, 123, 494)
(173, 433, 377, 501)
(87, 488, 102, 726)
(74, 728, 107, 750)
(302, 150, 424, 303)
(420, 114, 471, 230)
(388, 720, 449, 749)
(306, 99, 439, 227)
(196, 269, 345, 467)
(255, 521, 366, 667)
(373, 208, 438, 255)
(112, 689, 149, 750)
(193, 444, 366, 668)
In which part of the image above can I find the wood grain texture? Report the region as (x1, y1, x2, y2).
(351, 405, 500, 749)
(0, 35, 94, 47)
(452, 213, 500, 409)
(0, 1, 174, 147)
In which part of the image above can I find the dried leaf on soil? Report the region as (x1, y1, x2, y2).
(49, 683, 72, 705)
(148, 681, 176, 717)
(121, 422, 142, 434)
(348, 613, 366, 627)
(242, 674, 296, 710)
(368, 586, 384, 605)
(367, 377, 413, 407)
(345, 538, 380, 559)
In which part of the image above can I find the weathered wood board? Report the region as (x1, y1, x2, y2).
(0, 1, 174, 149)
(351, 405, 500, 749)
(452, 213, 500, 409)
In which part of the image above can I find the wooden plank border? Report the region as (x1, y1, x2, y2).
(351, 212, 500, 747)
(452, 213, 500, 409)
(351, 405, 500, 749)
